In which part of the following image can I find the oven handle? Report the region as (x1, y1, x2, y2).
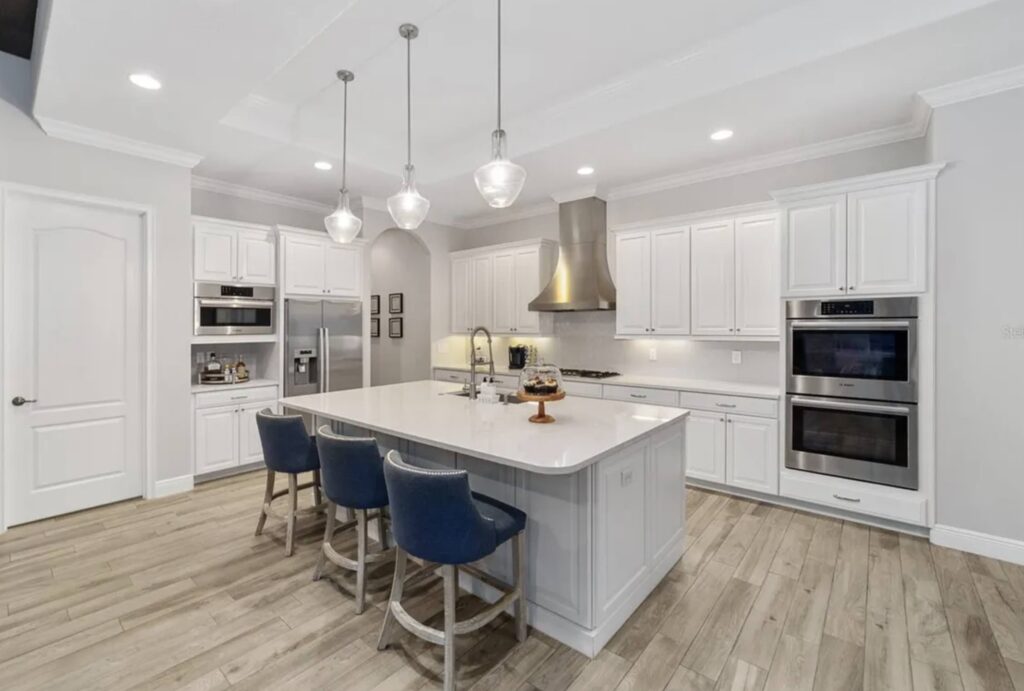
(789, 396, 911, 416)
(196, 298, 275, 309)
(788, 319, 913, 330)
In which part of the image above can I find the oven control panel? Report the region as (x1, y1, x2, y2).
(819, 300, 873, 316)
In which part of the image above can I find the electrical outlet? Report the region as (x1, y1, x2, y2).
(620, 470, 633, 487)
(731, 350, 742, 365)
(437, 341, 448, 355)
(649, 346, 657, 361)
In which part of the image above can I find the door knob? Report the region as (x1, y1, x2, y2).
(11, 396, 37, 406)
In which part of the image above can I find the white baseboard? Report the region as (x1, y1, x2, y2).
(152, 474, 195, 499)
(930, 524, 1024, 566)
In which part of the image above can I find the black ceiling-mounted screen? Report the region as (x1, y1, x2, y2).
(0, 0, 39, 60)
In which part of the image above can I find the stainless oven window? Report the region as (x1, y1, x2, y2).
(791, 329, 909, 381)
(198, 304, 272, 329)
(791, 405, 907, 467)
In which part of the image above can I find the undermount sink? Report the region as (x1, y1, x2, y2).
(445, 390, 526, 404)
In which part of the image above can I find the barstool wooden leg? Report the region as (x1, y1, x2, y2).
(513, 531, 527, 642)
(285, 474, 298, 556)
(355, 509, 368, 614)
(255, 470, 274, 536)
(313, 469, 323, 507)
(313, 501, 336, 581)
(442, 564, 457, 691)
(377, 548, 408, 650)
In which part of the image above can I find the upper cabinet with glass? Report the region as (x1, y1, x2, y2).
(772, 164, 944, 298)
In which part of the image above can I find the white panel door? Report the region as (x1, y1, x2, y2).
(646, 425, 685, 566)
(194, 224, 237, 282)
(4, 191, 144, 525)
(726, 414, 778, 495)
(491, 250, 516, 334)
(690, 219, 736, 336)
(237, 229, 276, 285)
(513, 246, 543, 334)
(471, 254, 493, 330)
(450, 256, 474, 334)
(782, 196, 846, 297)
(238, 402, 268, 465)
(847, 181, 927, 294)
(734, 214, 780, 336)
(650, 226, 691, 335)
(684, 411, 726, 484)
(283, 235, 326, 296)
(614, 231, 651, 335)
(194, 406, 239, 475)
(325, 244, 362, 297)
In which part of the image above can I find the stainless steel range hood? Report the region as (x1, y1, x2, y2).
(529, 197, 616, 312)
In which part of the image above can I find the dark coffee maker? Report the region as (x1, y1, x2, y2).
(508, 345, 528, 370)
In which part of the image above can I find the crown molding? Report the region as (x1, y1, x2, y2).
(34, 116, 203, 168)
(919, 64, 1024, 108)
(451, 200, 557, 230)
(607, 117, 929, 202)
(191, 176, 333, 214)
(770, 162, 946, 203)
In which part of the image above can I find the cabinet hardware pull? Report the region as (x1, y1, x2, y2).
(230, 395, 247, 400)
(833, 493, 861, 503)
(715, 403, 736, 408)
(629, 393, 647, 399)
(848, 286, 855, 290)
(839, 286, 846, 291)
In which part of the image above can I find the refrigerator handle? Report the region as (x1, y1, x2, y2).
(317, 327, 326, 394)
(323, 327, 331, 392)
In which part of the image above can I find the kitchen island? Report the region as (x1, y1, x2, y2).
(280, 380, 688, 657)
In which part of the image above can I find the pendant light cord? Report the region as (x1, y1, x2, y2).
(341, 79, 349, 191)
(406, 33, 412, 168)
(493, 0, 497, 131)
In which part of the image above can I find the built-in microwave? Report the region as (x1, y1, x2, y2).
(194, 282, 275, 336)
(786, 297, 917, 403)
(786, 394, 918, 490)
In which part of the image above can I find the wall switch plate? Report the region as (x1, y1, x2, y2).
(649, 346, 657, 361)
(437, 341, 448, 355)
(731, 350, 742, 365)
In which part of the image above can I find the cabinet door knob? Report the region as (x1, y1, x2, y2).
(848, 286, 855, 291)
(839, 286, 846, 291)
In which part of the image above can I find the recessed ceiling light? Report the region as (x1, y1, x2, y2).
(314, 161, 333, 171)
(710, 129, 734, 141)
(129, 73, 162, 91)
(576, 166, 595, 176)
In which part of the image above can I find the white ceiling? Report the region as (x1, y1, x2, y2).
(30, 0, 1024, 226)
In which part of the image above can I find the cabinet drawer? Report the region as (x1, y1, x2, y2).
(676, 391, 777, 418)
(780, 471, 926, 525)
(603, 385, 678, 407)
(195, 385, 278, 410)
(434, 369, 470, 384)
(492, 374, 519, 390)
(563, 380, 604, 399)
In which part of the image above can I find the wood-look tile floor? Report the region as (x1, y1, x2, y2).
(2, 471, 1023, 691)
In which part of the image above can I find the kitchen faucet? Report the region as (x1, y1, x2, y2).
(468, 326, 495, 400)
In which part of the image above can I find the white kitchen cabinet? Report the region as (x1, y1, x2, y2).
(690, 219, 736, 336)
(449, 240, 556, 335)
(615, 226, 689, 336)
(194, 219, 277, 286)
(451, 256, 474, 334)
(726, 413, 779, 495)
(734, 214, 781, 336)
(281, 230, 363, 298)
(194, 405, 239, 475)
(646, 425, 686, 565)
(774, 165, 941, 298)
(846, 181, 927, 295)
(780, 197, 846, 298)
(684, 411, 727, 484)
(193, 385, 278, 476)
(594, 440, 647, 621)
(614, 231, 652, 336)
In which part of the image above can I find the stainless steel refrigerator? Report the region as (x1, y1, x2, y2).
(283, 299, 363, 430)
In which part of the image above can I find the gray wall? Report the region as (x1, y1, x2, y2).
(191, 187, 326, 229)
(370, 229, 431, 386)
(446, 138, 929, 384)
(928, 88, 1024, 542)
(0, 53, 193, 485)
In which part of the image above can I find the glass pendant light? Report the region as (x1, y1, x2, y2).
(474, 0, 526, 208)
(324, 70, 363, 243)
(387, 24, 430, 230)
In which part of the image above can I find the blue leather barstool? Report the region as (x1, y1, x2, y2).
(312, 426, 394, 613)
(377, 450, 527, 691)
(254, 409, 325, 556)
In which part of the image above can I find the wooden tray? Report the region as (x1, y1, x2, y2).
(516, 390, 566, 424)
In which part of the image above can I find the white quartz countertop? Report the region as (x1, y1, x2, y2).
(192, 378, 278, 394)
(280, 380, 688, 475)
(433, 365, 779, 399)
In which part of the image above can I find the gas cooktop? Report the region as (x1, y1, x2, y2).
(559, 368, 621, 379)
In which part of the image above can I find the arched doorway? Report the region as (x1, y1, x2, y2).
(369, 228, 431, 386)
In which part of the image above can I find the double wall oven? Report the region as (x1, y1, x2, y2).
(786, 297, 918, 490)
